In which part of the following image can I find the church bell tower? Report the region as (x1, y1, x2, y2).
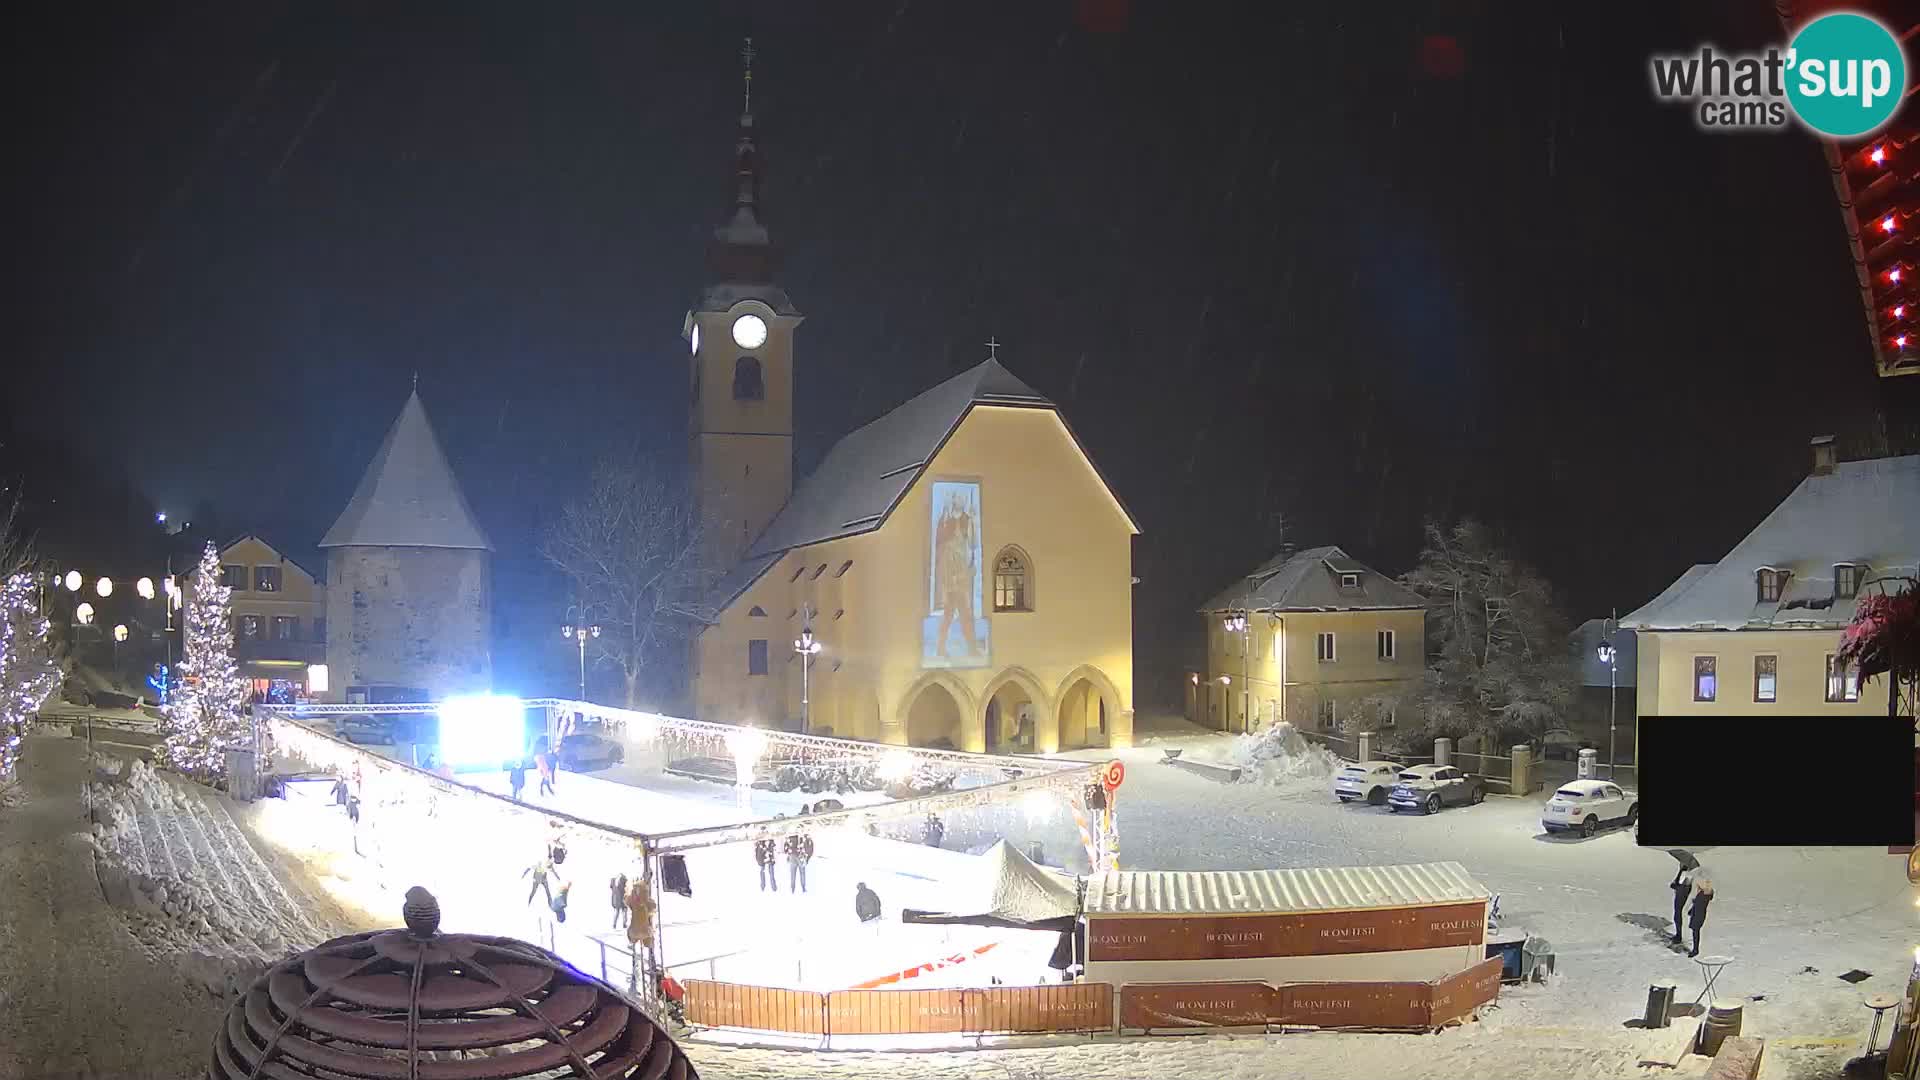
(685, 36, 801, 570)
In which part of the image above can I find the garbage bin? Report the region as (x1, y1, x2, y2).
(1577, 748, 1597, 779)
(1645, 981, 1678, 1029)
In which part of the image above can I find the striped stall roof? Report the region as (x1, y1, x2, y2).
(1083, 861, 1490, 916)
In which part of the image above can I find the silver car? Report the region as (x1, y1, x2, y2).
(1387, 764, 1485, 814)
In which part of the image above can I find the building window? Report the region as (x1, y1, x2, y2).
(833, 608, 844, 620)
(1377, 629, 1396, 661)
(1339, 573, 1359, 588)
(1835, 564, 1860, 600)
(790, 565, 805, 583)
(223, 565, 247, 590)
(1753, 655, 1777, 703)
(235, 614, 263, 641)
(835, 560, 854, 577)
(1692, 656, 1717, 701)
(313, 617, 327, 643)
(748, 606, 767, 617)
(747, 639, 769, 676)
(1827, 655, 1861, 702)
(810, 564, 826, 580)
(732, 356, 764, 401)
(1316, 699, 1337, 730)
(271, 616, 299, 641)
(1316, 631, 1336, 662)
(993, 548, 1032, 612)
(1383, 703, 1398, 727)
(1756, 568, 1787, 603)
(254, 565, 281, 593)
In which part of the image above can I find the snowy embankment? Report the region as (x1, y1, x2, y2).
(1179, 721, 1345, 787)
(81, 754, 353, 998)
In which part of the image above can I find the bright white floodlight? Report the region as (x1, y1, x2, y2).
(437, 695, 526, 771)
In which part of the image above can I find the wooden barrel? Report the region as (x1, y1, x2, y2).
(1697, 999, 1744, 1056)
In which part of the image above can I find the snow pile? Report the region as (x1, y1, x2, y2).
(1214, 722, 1344, 786)
(81, 755, 315, 997)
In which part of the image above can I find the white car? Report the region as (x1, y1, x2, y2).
(1333, 761, 1402, 805)
(1542, 779, 1639, 837)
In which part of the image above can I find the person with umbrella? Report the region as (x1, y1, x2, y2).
(1667, 850, 1699, 946)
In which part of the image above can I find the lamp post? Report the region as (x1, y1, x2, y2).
(794, 613, 822, 732)
(1223, 611, 1249, 732)
(562, 623, 600, 703)
(1596, 609, 1619, 779)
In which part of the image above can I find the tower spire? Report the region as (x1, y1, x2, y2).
(710, 36, 775, 283)
(741, 36, 755, 119)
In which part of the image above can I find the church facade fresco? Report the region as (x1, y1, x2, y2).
(923, 479, 990, 671)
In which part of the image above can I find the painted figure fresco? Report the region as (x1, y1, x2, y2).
(923, 480, 990, 669)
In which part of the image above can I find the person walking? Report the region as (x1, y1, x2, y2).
(534, 743, 557, 798)
(1687, 882, 1714, 958)
(923, 813, 945, 849)
(854, 882, 882, 925)
(611, 874, 630, 929)
(754, 834, 778, 892)
(509, 759, 527, 802)
(1669, 868, 1692, 945)
(784, 829, 814, 893)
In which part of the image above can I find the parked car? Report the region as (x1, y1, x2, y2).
(1387, 764, 1484, 814)
(1333, 761, 1402, 805)
(556, 730, 626, 771)
(1541, 779, 1638, 837)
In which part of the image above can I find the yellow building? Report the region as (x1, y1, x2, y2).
(190, 535, 328, 701)
(1620, 439, 1917, 742)
(1193, 546, 1427, 736)
(685, 88, 1139, 752)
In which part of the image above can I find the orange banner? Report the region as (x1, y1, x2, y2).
(1428, 957, 1503, 1026)
(1119, 982, 1272, 1029)
(826, 989, 968, 1035)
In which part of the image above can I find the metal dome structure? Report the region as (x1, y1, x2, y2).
(211, 886, 695, 1079)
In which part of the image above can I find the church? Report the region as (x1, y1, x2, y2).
(687, 54, 1138, 753)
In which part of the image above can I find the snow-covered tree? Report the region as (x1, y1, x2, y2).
(1398, 519, 1577, 745)
(159, 541, 251, 781)
(0, 572, 63, 782)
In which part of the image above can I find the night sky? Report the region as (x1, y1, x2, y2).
(10, 2, 1917, 702)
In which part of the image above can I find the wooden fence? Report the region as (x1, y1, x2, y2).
(683, 960, 1498, 1039)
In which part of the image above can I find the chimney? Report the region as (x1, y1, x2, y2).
(1810, 435, 1837, 476)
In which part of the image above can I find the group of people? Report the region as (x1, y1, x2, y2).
(507, 740, 559, 802)
(753, 815, 816, 893)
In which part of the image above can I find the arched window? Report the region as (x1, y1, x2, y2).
(993, 547, 1032, 612)
(733, 356, 764, 401)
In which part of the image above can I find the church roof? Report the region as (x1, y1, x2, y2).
(709, 358, 1133, 610)
(1200, 545, 1426, 613)
(1619, 453, 1920, 631)
(320, 391, 492, 552)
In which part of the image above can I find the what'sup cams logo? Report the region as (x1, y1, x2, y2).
(1651, 11, 1907, 137)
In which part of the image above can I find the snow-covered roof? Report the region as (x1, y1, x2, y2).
(1619, 454, 1920, 631)
(1201, 545, 1426, 614)
(1084, 861, 1488, 917)
(709, 358, 1139, 609)
(320, 391, 492, 551)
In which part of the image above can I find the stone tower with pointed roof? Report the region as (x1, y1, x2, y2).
(319, 390, 493, 701)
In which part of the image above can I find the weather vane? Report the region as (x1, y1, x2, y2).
(741, 37, 755, 116)
(985, 336, 1001, 361)
(411, 371, 419, 392)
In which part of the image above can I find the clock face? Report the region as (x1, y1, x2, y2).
(732, 314, 768, 350)
(690, 323, 701, 355)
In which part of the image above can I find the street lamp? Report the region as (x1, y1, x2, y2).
(1597, 610, 1619, 778)
(64, 570, 81, 592)
(136, 577, 155, 600)
(95, 577, 113, 598)
(561, 623, 600, 703)
(794, 620, 823, 732)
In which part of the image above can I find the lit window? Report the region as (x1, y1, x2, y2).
(1377, 629, 1396, 661)
(223, 565, 248, 590)
(1316, 632, 1336, 662)
(732, 356, 764, 401)
(1827, 655, 1860, 702)
(747, 639, 769, 676)
(1693, 656, 1717, 702)
(235, 614, 264, 641)
(1834, 564, 1860, 600)
(254, 566, 281, 593)
(1756, 569, 1787, 603)
(271, 616, 299, 641)
(1753, 656, 1777, 703)
(993, 549, 1031, 612)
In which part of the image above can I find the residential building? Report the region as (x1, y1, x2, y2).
(1193, 546, 1427, 736)
(187, 534, 327, 701)
(1620, 438, 1919, 749)
(687, 72, 1138, 752)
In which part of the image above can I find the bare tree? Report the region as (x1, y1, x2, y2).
(542, 452, 720, 709)
(1398, 518, 1577, 745)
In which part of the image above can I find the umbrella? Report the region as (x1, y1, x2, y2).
(1667, 849, 1700, 871)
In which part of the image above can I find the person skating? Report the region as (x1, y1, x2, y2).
(549, 880, 573, 924)
(1669, 868, 1692, 945)
(524, 856, 555, 907)
(854, 882, 882, 924)
(509, 759, 527, 801)
(923, 812, 945, 848)
(754, 833, 778, 891)
(1687, 882, 1713, 958)
(784, 829, 814, 893)
(610, 873, 630, 929)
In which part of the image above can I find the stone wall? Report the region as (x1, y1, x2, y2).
(323, 546, 491, 699)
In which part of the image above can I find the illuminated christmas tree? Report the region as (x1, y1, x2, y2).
(160, 542, 251, 780)
(0, 572, 63, 782)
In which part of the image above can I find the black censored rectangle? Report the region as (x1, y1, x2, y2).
(1636, 715, 1914, 847)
